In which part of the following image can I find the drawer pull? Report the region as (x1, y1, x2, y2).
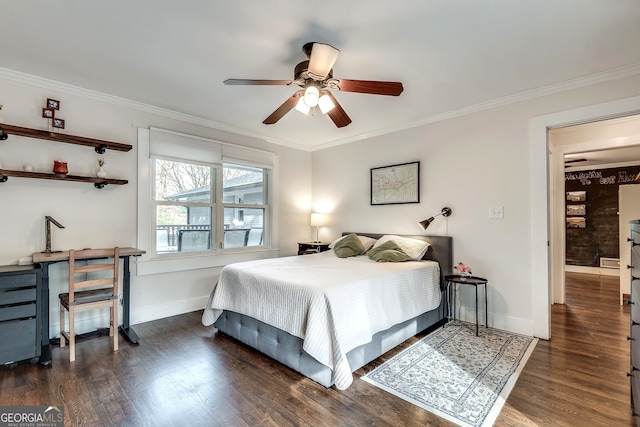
(628, 300, 635, 305)
(628, 336, 634, 341)
(628, 367, 639, 376)
(633, 321, 640, 326)
(630, 265, 634, 269)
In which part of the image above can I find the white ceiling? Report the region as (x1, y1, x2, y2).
(1, 1, 639, 151)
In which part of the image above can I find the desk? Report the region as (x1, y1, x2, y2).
(32, 247, 145, 365)
(444, 275, 488, 336)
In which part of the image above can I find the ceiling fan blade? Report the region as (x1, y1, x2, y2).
(337, 79, 404, 96)
(224, 79, 292, 86)
(307, 43, 340, 81)
(325, 93, 352, 128)
(263, 95, 299, 125)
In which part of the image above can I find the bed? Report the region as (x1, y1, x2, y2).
(201, 232, 452, 389)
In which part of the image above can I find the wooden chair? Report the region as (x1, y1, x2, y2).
(59, 247, 120, 362)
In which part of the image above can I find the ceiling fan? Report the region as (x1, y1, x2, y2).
(224, 42, 404, 128)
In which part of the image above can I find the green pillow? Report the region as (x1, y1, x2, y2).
(367, 240, 411, 263)
(333, 233, 365, 258)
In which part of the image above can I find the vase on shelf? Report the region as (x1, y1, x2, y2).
(96, 158, 107, 178)
(53, 161, 68, 175)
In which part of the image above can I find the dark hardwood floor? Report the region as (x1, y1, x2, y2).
(0, 272, 634, 426)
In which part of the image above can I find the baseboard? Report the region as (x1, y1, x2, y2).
(48, 296, 209, 339)
(565, 265, 620, 276)
(456, 307, 535, 338)
(130, 295, 209, 325)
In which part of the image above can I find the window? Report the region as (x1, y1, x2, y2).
(138, 127, 275, 273)
(222, 163, 267, 249)
(154, 158, 215, 254)
(152, 158, 270, 255)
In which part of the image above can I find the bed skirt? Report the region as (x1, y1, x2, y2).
(213, 297, 444, 388)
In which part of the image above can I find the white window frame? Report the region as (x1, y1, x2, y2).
(151, 155, 219, 256)
(136, 128, 278, 275)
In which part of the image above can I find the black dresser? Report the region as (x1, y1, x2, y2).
(0, 265, 42, 365)
(629, 220, 640, 424)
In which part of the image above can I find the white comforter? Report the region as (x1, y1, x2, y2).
(201, 250, 441, 389)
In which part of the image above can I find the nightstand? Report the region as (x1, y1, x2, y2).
(298, 242, 330, 255)
(444, 275, 488, 336)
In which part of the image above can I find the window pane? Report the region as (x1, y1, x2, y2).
(223, 164, 264, 205)
(223, 207, 264, 248)
(155, 159, 211, 202)
(156, 205, 211, 253)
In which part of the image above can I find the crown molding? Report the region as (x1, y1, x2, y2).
(0, 67, 312, 151)
(2, 63, 639, 153)
(311, 63, 640, 151)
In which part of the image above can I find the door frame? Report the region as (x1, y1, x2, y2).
(530, 95, 640, 339)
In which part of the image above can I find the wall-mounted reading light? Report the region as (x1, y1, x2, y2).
(418, 207, 452, 231)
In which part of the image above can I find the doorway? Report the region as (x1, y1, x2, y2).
(530, 95, 640, 340)
(550, 116, 640, 305)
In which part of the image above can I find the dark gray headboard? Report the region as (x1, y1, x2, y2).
(342, 232, 453, 288)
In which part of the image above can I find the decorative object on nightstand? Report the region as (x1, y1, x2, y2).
(310, 212, 326, 243)
(444, 274, 488, 336)
(298, 241, 330, 255)
(418, 207, 452, 230)
(454, 261, 472, 280)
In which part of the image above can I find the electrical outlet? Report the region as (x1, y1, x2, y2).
(489, 206, 504, 219)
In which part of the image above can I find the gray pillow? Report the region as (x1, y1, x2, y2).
(367, 240, 411, 262)
(333, 233, 365, 258)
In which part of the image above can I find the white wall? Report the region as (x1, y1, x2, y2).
(0, 76, 312, 337)
(311, 73, 640, 337)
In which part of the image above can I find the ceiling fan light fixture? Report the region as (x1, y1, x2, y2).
(318, 93, 335, 114)
(303, 86, 319, 107)
(307, 43, 340, 80)
(295, 97, 311, 115)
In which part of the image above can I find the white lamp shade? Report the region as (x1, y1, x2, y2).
(310, 213, 326, 226)
(318, 94, 335, 114)
(295, 97, 311, 115)
(307, 43, 340, 80)
(303, 86, 320, 107)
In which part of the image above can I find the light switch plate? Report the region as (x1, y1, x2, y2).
(490, 206, 504, 219)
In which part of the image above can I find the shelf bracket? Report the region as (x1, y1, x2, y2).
(0, 174, 7, 183)
(0, 127, 8, 141)
(94, 182, 108, 189)
(95, 144, 107, 154)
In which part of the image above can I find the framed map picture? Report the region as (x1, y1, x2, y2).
(371, 161, 420, 205)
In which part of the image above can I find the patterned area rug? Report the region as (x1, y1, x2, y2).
(362, 321, 537, 427)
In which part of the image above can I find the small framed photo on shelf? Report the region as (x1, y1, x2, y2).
(566, 190, 586, 202)
(566, 217, 586, 229)
(566, 204, 586, 216)
(52, 118, 65, 129)
(47, 98, 60, 110)
(42, 108, 54, 119)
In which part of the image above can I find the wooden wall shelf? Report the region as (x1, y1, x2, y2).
(0, 123, 132, 153)
(0, 169, 128, 189)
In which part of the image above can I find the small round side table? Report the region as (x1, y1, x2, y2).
(444, 275, 488, 336)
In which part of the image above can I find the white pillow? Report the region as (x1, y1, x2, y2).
(329, 234, 378, 253)
(371, 235, 430, 261)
